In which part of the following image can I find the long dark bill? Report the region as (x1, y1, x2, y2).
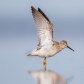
(67, 46, 74, 51)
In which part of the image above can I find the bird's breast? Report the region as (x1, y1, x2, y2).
(39, 45, 57, 57)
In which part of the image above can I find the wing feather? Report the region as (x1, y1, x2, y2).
(31, 6, 53, 46)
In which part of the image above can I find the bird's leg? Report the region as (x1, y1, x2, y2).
(43, 57, 47, 64)
(43, 63, 46, 70)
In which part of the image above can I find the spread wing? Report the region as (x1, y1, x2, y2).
(31, 6, 53, 46)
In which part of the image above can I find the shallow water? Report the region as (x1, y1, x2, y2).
(1, 0, 84, 83)
(0, 16, 84, 84)
(0, 32, 84, 84)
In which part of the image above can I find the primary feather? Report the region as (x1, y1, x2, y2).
(31, 6, 53, 46)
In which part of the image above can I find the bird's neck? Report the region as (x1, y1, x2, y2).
(55, 42, 63, 53)
(57, 44, 64, 53)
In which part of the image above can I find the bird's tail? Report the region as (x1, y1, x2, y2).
(27, 53, 38, 56)
(27, 54, 32, 56)
(27, 49, 38, 56)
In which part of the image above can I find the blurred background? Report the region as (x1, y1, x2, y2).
(0, 0, 84, 84)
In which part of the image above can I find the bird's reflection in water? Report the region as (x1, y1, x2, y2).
(29, 64, 67, 84)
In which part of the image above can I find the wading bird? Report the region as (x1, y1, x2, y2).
(27, 6, 74, 64)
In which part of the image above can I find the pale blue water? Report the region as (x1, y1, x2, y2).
(0, 0, 84, 83)
(0, 29, 84, 84)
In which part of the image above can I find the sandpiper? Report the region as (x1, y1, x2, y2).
(27, 6, 74, 64)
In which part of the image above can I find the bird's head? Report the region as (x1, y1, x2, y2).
(60, 40, 74, 51)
